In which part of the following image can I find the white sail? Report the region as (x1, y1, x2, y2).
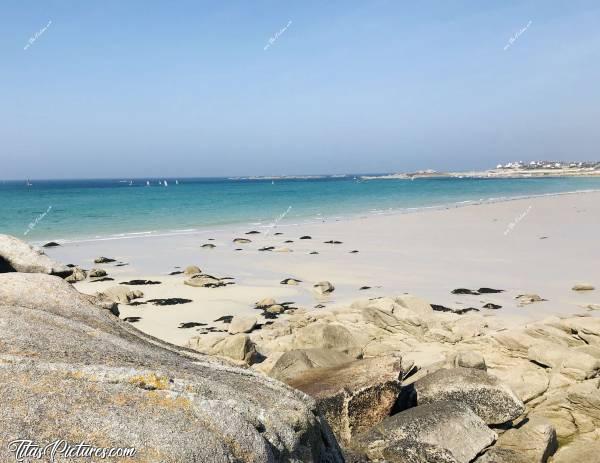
(146, 181, 150, 186)
(164, 180, 168, 187)
(175, 180, 179, 185)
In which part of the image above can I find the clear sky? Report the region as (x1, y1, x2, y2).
(1, 1, 599, 179)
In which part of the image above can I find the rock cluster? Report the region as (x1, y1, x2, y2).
(186, 293, 600, 462)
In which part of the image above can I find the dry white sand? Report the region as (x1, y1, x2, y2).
(46, 191, 600, 346)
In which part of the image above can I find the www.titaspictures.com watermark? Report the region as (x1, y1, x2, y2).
(264, 20, 292, 50)
(24, 20, 52, 50)
(264, 206, 292, 236)
(8, 440, 136, 462)
(504, 205, 532, 235)
(24, 206, 52, 236)
(504, 20, 532, 51)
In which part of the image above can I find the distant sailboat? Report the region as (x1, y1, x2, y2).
(175, 180, 179, 185)
(146, 181, 150, 186)
(164, 180, 168, 187)
(129, 180, 133, 186)
(25, 179, 32, 187)
(158, 181, 162, 186)
(271, 180, 275, 185)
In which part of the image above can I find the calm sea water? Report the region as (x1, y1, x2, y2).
(1, 176, 599, 243)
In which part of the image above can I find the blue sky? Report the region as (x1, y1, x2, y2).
(1, 1, 599, 179)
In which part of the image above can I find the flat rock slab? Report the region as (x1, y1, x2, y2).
(353, 401, 497, 463)
(476, 417, 557, 463)
(412, 367, 525, 425)
(288, 356, 403, 445)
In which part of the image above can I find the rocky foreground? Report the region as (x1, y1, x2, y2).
(189, 297, 600, 462)
(0, 235, 342, 462)
(2, 234, 600, 462)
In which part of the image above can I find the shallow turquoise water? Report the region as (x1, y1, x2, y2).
(1, 176, 599, 242)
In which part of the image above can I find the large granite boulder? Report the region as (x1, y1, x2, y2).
(0, 234, 71, 276)
(353, 401, 496, 463)
(288, 356, 403, 446)
(411, 367, 525, 425)
(0, 273, 343, 462)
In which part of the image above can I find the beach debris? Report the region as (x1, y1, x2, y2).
(284, 240, 294, 243)
(42, 241, 60, 248)
(65, 267, 87, 283)
(540, 236, 549, 240)
(208, 238, 215, 241)
(66, 264, 77, 268)
(572, 283, 595, 291)
(169, 271, 184, 275)
(586, 304, 600, 311)
(123, 316, 141, 323)
(281, 278, 302, 285)
(90, 277, 114, 283)
(178, 322, 207, 329)
(314, 304, 326, 309)
(147, 298, 192, 306)
(350, 250, 359, 254)
(184, 265, 202, 275)
(233, 238, 251, 244)
(128, 301, 147, 306)
(88, 268, 107, 278)
(114, 262, 129, 267)
(359, 286, 371, 290)
(324, 240, 343, 244)
(214, 315, 233, 323)
(234, 248, 242, 251)
(309, 251, 319, 255)
(515, 294, 546, 305)
(274, 232, 283, 235)
(483, 303, 502, 310)
(478, 288, 504, 294)
(228, 316, 258, 334)
(299, 235, 312, 240)
(258, 246, 275, 251)
(119, 280, 161, 285)
(314, 281, 335, 295)
(452, 288, 480, 295)
(431, 304, 479, 314)
(94, 256, 116, 264)
(245, 230, 261, 235)
(201, 243, 216, 249)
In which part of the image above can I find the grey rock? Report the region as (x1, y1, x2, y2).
(0, 234, 71, 276)
(353, 401, 496, 463)
(0, 273, 344, 462)
(476, 417, 557, 463)
(89, 268, 108, 278)
(314, 281, 335, 295)
(94, 256, 116, 263)
(572, 283, 595, 291)
(412, 367, 525, 425)
(270, 348, 353, 382)
(183, 265, 202, 275)
(228, 316, 258, 334)
(96, 285, 143, 305)
(454, 351, 487, 370)
(65, 266, 87, 283)
(288, 356, 403, 446)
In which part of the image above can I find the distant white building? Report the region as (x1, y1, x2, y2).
(496, 164, 503, 169)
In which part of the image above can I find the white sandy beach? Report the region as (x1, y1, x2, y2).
(45, 191, 600, 346)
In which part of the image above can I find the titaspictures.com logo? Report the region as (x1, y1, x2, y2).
(8, 439, 136, 462)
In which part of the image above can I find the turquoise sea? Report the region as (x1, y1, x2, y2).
(1, 176, 600, 243)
